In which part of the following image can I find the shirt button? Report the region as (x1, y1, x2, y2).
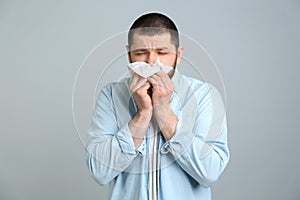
(160, 145, 170, 154)
(136, 150, 143, 156)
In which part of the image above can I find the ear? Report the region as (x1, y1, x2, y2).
(126, 45, 132, 63)
(176, 46, 184, 65)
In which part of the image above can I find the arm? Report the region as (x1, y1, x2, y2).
(86, 74, 153, 185)
(148, 70, 229, 187)
(147, 70, 178, 140)
(86, 84, 143, 185)
(128, 73, 153, 148)
(161, 84, 230, 187)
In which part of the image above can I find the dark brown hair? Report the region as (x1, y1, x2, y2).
(128, 13, 179, 49)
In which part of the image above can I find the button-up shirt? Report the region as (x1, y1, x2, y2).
(86, 70, 230, 200)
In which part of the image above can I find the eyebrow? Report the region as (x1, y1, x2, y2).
(156, 47, 169, 50)
(132, 48, 148, 52)
(132, 47, 170, 52)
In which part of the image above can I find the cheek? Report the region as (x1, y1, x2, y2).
(159, 55, 177, 66)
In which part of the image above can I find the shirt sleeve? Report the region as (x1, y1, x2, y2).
(85, 83, 144, 185)
(160, 83, 230, 187)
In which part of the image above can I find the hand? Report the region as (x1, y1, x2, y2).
(129, 73, 153, 112)
(129, 73, 153, 147)
(148, 70, 178, 140)
(147, 70, 174, 108)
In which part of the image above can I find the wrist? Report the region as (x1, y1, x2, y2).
(160, 112, 178, 141)
(138, 108, 153, 116)
(152, 107, 178, 141)
(132, 109, 152, 127)
(153, 104, 171, 116)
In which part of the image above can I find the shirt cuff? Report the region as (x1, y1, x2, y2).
(160, 110, 194, 158)
(115, 123, 146, 156)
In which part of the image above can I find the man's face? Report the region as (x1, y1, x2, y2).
(127, 32, 183, 68)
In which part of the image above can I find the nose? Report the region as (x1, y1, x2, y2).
(146, 52, 158, 65)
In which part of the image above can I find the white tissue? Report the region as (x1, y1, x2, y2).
(127, 58, 173, 78)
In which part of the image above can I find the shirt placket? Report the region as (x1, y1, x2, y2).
(149, 118, 159, 200)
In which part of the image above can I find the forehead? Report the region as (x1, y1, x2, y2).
(130, 33, 175, 51)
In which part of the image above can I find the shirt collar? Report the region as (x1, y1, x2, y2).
(171, 68, 182, 94)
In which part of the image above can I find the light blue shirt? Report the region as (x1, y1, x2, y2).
(86, 70, 230, 200)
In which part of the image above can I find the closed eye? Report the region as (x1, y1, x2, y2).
(132, 49, 148, 56)
(134, 52, 147, 55)
(158, 52, 168, 55)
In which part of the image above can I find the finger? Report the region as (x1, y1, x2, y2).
(149, 74, 163, 86)
(155, 70, 173, 92)
(136, 82, 152, 97)
(147, 77, 160, 90)
(156, 70, 168, 78)
(148, 79, 161, 94)
(129, 73, 140, 90)
(149, 76, 173, 94)
(132, 77, 148, 93)
(156, 70, 172, 86)
(130, 73, 146, 87)
(139, 82, 151, 91)
(149, 74, 172, 93)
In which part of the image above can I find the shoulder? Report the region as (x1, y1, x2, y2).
(180, 74, 211, 93)
(94, 78, 130, 107)
(100, 78, 130, 95)
(179, 74, 223, 102)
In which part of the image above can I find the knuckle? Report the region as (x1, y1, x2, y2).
(136, 89, 143, 96)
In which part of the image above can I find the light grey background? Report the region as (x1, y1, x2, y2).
(1, 0, 299, 200)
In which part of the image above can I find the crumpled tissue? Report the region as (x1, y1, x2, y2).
(127, 58, 173, 78)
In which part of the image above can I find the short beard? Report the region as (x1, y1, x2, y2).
(168, 53, 177, 79)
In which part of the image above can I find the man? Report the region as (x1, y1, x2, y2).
(86, 12, 229, 200)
